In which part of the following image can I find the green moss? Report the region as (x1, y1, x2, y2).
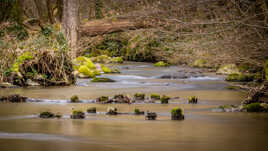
(11, 51, 33, 72)
(154, 61, 169, 67)
(93, 70, 101, 76)
(244, 103, 264, 112)
(160, 95, 170, 104)
(101, 65, 112, 73)
(226, 85, 240, 90)
(78, 65, 95, 78)
(91, 55, 112, 64)
(150, 94, 160, 100)
(225, 74, 254, 82)
(192, 59, 207, 68)
(188, 96, 198, 104)
(91, 77, 115, 82)
(87, 107, 97, 113)
(111, 57, 124, 63)
(70, 95, 80, 103)
(265, 60, 268, 80)
(74, 56, 96, 69)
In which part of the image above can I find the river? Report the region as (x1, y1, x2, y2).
(0, 62, 267, 151)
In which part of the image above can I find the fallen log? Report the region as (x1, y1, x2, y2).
(79, 18, 150, 37)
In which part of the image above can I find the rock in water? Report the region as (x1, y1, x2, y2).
(0, 94, 27, 103)
(171, 107, 184, 120)
(145, 112, 157, 120)
(106, 107, 118, 115)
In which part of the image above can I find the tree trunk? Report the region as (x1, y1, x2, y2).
(62, 0, 80, 57)
(46, 0, 54, 24)
(56, 0, 63, 22)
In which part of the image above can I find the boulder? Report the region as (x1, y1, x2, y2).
(91, 77, 115, 82)
(160, 95, 170, 104)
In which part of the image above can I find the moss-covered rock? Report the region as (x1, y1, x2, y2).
(171, 107, 184, 120)
(111, 57, 124, 63)
(78, 65, 95, 78)
(145, 112, 157, 120)
(225, 73, 254, 82)
(192, 59, 207, 68)
(216, 64, 241, 75)
(106, 107, 118, 115)
(91, 55, 112, 64)
(96, 96, 109, 103)
(70, 95, 80, 103)
(101, 64, 112, 73)
(154, 61, 169, 67)
(150, 94, 160, 100)
(160, 95, 170, 104)
(39, 111, 55, 118)
(188, 96, 198, 104)
(243, 103, 264, 112)
(91, 77, 115, 82)
(134, 93, 145, 101)
(71, 110, 85, 119)
(134, 108, 145, 115)
(87, 107, 97, 113)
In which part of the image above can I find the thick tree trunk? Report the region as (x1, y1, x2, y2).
(62, 0, 80, 57)
(46, 0, 54, 24)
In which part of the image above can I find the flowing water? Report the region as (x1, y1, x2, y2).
(0, 62, 267, 151)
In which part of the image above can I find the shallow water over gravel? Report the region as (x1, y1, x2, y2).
(0, 62, 267, 151)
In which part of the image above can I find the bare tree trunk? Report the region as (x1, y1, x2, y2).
(56, 0, 63, 22)
(46, 0, 54, 24)
(62, 0, 80, 57)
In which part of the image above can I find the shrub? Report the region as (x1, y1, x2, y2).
(154, 61, 169, 67)
(70, 95, 80, 103)
(150, 94, 160, 100)
(160, 95, 170, 104)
